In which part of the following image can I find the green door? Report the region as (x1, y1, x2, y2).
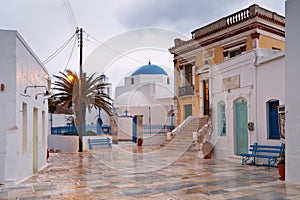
(235, 100, 248, 155)
(184, 104, 192, 119)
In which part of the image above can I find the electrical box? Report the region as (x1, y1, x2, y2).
(248, 122, 254, 131)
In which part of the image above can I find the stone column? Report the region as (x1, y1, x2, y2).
(250, 32, 260, 49)
(110, 115, 118, 144)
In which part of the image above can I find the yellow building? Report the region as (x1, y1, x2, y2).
(169, 4, 285, 126)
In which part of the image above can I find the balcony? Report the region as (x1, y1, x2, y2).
(179, 85, 194, 96)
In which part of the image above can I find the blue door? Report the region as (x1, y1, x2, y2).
(132, 116, 137, 143)
(268, 100, 280, 139)
(235, 100, 248, 155)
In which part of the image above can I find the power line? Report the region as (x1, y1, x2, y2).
(84, 31, 145, 65)
(63, 35, 78, 71)
(43, 32, 77, 65)
(61, 0, 78, 31)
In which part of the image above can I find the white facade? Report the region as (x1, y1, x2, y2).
(0, 30, 49, 184)
(201, 49, 284, 159)
(285, 0, 300, 184)
(115, 62, 174, 125)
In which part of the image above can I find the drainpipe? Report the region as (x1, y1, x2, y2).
(253, 49, 259, 142)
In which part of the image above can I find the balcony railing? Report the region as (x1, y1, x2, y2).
(179, 85, 194, 96)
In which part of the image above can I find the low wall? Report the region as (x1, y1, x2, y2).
(48, 135, 79, 153)
(48, 135, 113, 152)
(142, 134, 166, 146)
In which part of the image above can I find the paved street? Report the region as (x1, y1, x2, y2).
(1, 144, 300, 199)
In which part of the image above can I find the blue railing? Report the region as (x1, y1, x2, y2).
(143, 124, 174, 135)
(51, 125, 77, 135)
(51, 125, 111, 135)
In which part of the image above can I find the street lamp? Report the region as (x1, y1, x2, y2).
(24, 85, 49, 95)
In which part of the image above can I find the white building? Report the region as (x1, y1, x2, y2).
(198, 49, 285, 159)
(0, 30, 49, 184)
(114, 61, 174, 126)
(286, 0, 300, 184)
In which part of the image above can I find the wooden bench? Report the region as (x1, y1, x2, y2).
(241, 142, 284, 168)
(88, 137, 112, 150)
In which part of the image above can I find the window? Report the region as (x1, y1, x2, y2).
(267, 100, 280, 139)
(203, 80, 210, 116)
(184, 65, 193, 86)
(229, 49, 241, 58)
(42, 111, 45, 149)
(167, 77, 170, 84)
(131, 78, 134, 85)
(272, 47, 281, 51)
(184, 104, 192, 119)
(22, 103, 27, 154)
(219, 102, 226, 136)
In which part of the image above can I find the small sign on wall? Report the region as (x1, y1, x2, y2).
(222, 75, 240, 91)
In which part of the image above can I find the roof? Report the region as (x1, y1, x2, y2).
(131, 60, 168, 76)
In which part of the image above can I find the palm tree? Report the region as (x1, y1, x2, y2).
(50, 69, 113, 151)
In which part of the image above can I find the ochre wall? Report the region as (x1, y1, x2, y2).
(259, 34, 285, 50)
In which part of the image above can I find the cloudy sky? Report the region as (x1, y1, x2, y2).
(0, 0, 285, 86)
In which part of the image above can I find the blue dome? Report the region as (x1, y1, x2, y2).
(131, 60, 168, 76)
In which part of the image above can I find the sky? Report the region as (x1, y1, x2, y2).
(0, 0, 285, 91)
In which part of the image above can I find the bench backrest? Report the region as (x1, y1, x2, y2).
(250, 142, 284, 155)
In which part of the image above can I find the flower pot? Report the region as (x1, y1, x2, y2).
(137, 138, 143, 146)
(202, 142, 213, 159)
(278, 164, 285, 180)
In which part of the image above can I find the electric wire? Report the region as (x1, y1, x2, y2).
(61, 0, 78, 31)
(43, 32, 77, 64)
(84, 31, 145, 65)
(63, 36, 78, 71)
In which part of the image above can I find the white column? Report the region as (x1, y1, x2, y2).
(286, 0, 300, 184)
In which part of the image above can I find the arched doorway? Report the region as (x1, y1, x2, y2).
(234, 98, 248, 155)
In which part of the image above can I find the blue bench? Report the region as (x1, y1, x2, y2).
(241, 142, 284, 168)
(88, 137, 112, 150)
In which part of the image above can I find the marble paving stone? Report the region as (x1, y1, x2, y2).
(1, 144, 300, 199)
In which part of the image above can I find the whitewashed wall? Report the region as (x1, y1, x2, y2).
(0, 30, 48, 184)
(118, 117, 133, 140)
(209, 52, 255, 159)
(48, 135, 79, 153)
(209, 49, 284, 159)
(256, 51, 285, 146)
(286, 0, 300, 184)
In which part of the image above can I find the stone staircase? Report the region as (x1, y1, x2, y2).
(162, 116, 209, 152)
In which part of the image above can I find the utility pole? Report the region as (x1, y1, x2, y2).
(78, 28, 83, 152)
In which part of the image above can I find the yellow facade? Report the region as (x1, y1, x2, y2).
(259, 34, 285, 50)
(170, 4, 285, 126)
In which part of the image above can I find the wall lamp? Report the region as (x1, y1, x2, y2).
(35, 92, 50, 100)
(24, 85, 49, 95)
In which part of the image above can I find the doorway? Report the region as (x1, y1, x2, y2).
(234, 99, 248, 155)
(33, 108, 38, 173)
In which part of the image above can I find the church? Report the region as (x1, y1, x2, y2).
(114, 61, 174, 126)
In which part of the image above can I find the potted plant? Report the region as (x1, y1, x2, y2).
(278, 152, 285, 180)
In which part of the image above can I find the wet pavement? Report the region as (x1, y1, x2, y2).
(1, 144, 300, 199)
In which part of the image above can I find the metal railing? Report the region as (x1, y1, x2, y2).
(179, 85, 194, 96)
(143, 124, 174, 135)
(51, 125, 111, 135)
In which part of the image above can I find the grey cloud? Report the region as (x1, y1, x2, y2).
(116, 0, 285, 35)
